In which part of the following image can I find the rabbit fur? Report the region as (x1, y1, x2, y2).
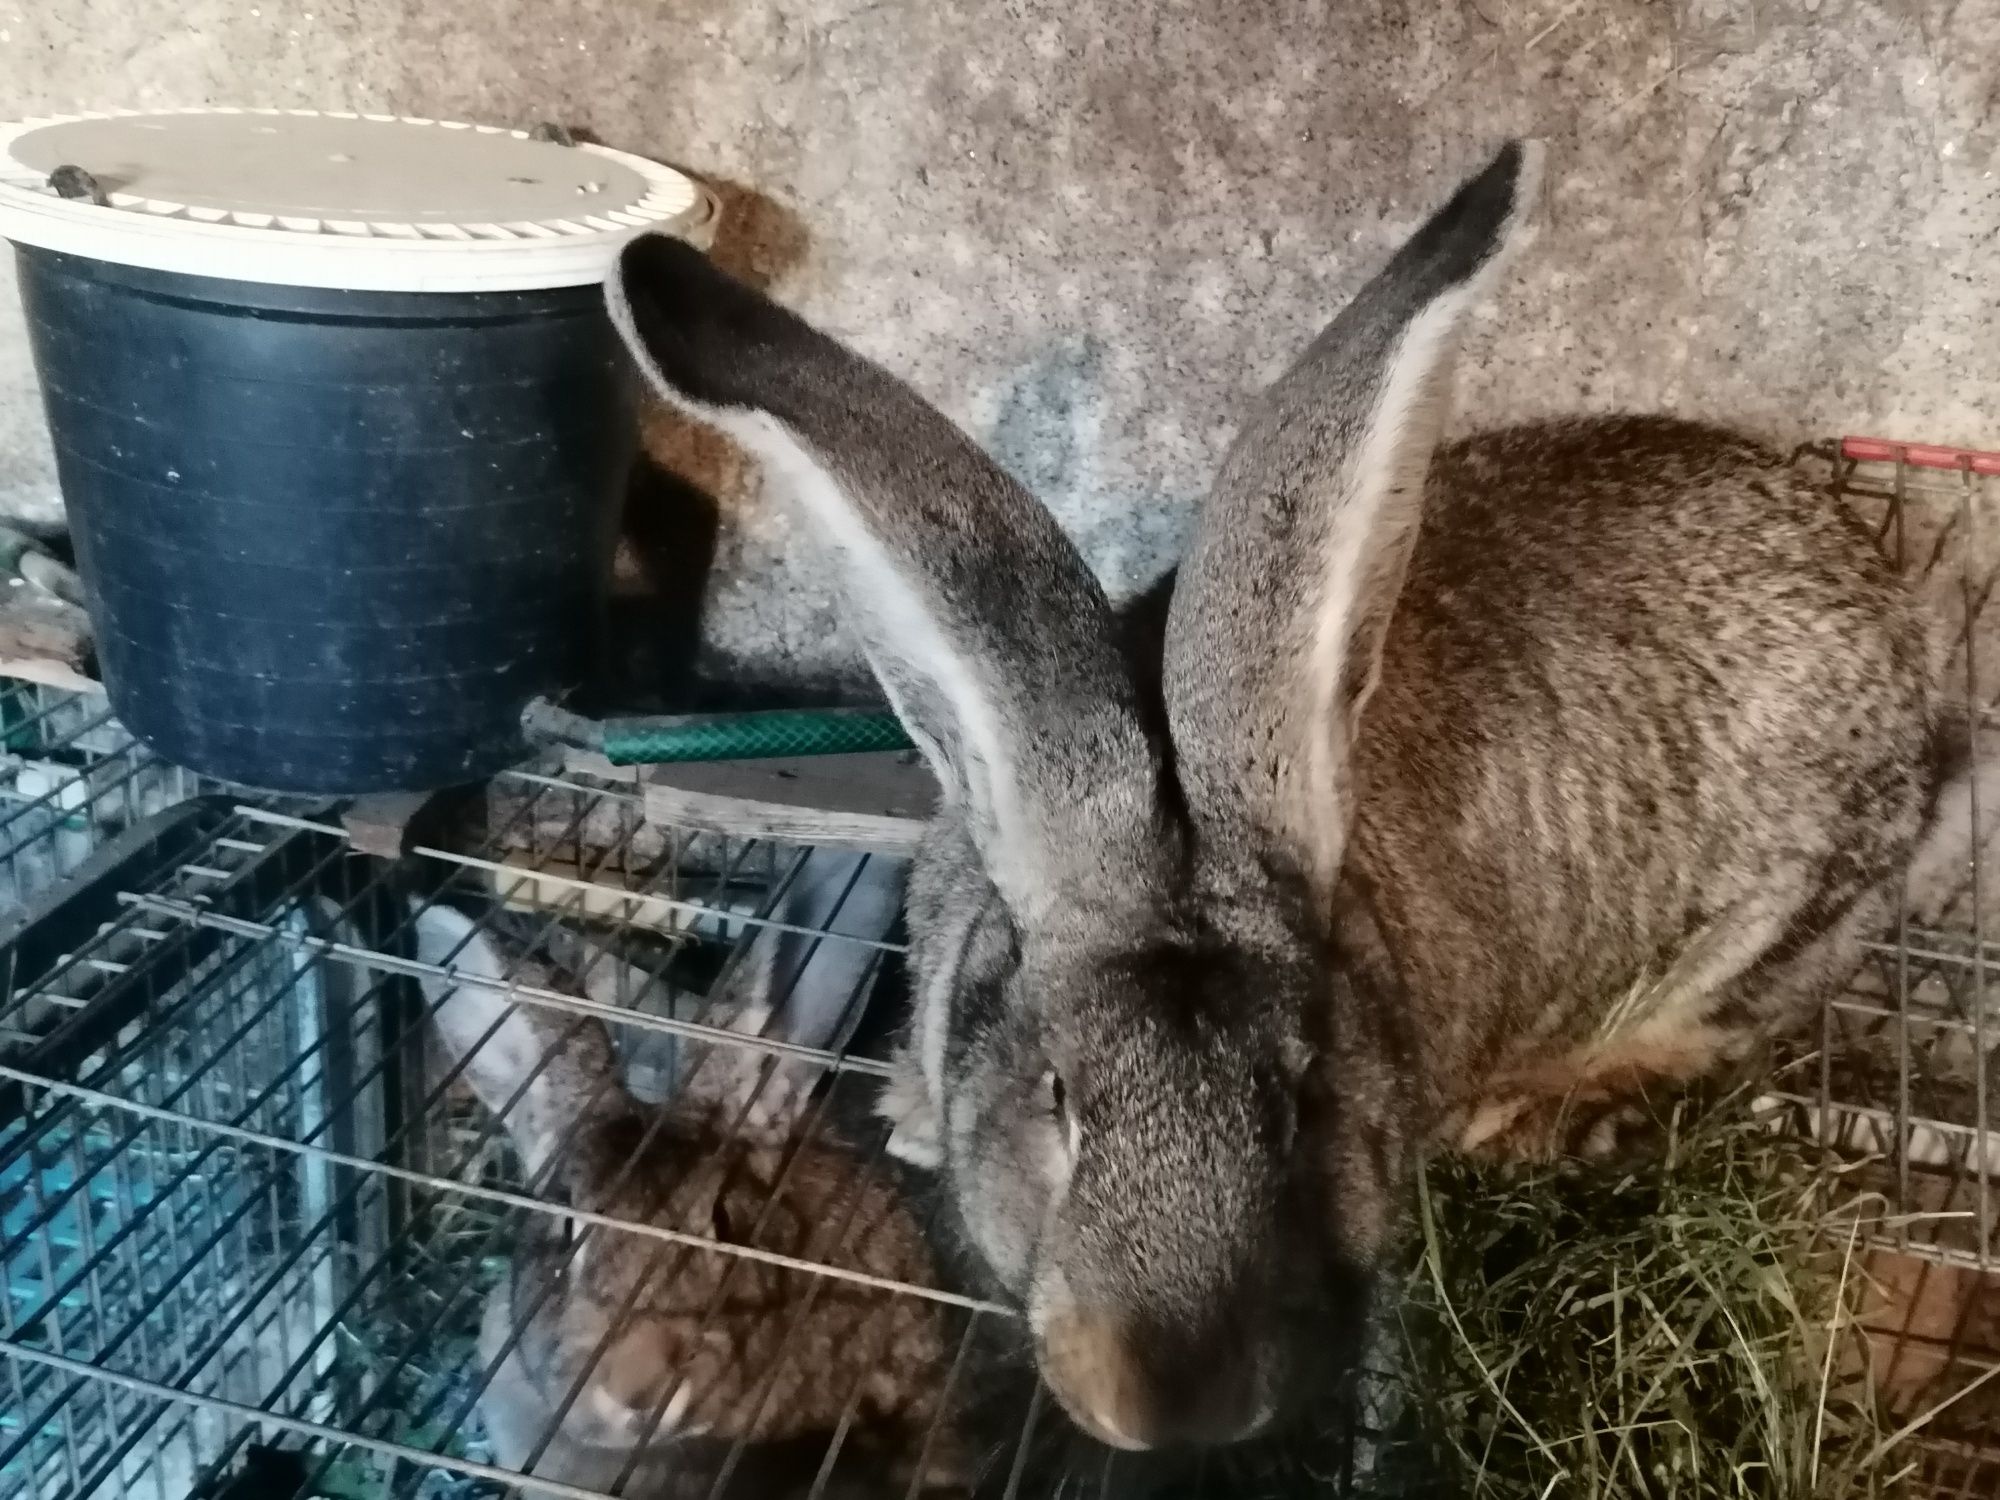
(532, 849, 907, 1132)
(603, 140, 1942, 1451)
(412, 902, 961, 1497)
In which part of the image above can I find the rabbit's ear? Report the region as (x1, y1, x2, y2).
(754, 851, 907, 1055)
(413, 903, 608, 1181)
(607, 239, 1171, 923)
(1163, 142, 1541, 894)
(677, 850, 910, 1139)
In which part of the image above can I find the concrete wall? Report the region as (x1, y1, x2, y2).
(2, 0, 1995, 689)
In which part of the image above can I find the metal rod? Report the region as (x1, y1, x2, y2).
(1958, 457, 1994, 1273)
(0, 1066, 1001, 1316)
(119, 893, 900, 1080)
(0, 1339, 628, 1500)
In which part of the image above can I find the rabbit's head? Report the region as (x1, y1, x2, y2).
(608, 142, 1540, 1452)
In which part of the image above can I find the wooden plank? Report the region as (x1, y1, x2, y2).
(1850, 1244, 2000, 1429)
(638, 749, 937, 853)
(341, 789, 450, 860)
(0, 656, 98, 696)
(558, 746, 639, 783)
(475, 854, 710, 934)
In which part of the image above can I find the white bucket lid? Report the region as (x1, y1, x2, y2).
(0, 108, 712, 293)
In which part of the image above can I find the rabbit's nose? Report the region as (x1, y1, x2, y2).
(1037, 1309, 1269, 1451)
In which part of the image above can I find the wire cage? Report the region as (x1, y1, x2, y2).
(0, 435, 1994, 1500)
(0, 703, 1006, 1500)
(1762, 437, 2000, 1497)
(0, 680, 199, 918)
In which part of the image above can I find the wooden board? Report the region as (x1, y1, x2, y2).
(341, 789, 449, 860)
(0, 656, 98, 696)
(633, 749, 937, 853)
(1850, 1244, 2000, 1434)
(476, 854, 709, 934)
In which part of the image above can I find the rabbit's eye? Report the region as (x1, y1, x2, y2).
(1045, 1069, 1081, 1158)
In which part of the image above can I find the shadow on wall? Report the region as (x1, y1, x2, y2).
(599, 174, 833, 712)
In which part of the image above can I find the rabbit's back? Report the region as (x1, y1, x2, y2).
(522, 1120, 955, 1468)
(1352, 417, 1934, 1143)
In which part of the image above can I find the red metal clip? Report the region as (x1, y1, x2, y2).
(1841, 436, 2000, 477)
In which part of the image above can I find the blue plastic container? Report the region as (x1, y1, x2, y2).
(0, 109, 709, 793)
(18, 251, 637, 792)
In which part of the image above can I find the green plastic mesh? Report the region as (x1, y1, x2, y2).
(598, 709, 914, 766)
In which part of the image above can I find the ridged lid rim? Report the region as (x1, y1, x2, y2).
(0, 108, 714, 293)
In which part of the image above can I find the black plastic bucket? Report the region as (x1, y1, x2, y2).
(16, 247, 635, 794)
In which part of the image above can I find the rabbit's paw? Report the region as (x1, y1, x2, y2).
(1456, 1090, 1660, 1163)
(1452, 1028, 1735, 1162)
(877, 1058, 943, 1169)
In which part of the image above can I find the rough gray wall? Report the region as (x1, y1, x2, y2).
(2, 0, 1995, 686)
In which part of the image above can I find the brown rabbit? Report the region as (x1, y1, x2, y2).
(414, 903, 964, 1497)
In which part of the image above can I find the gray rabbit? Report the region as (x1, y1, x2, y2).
(604, 142, 1947, 1455)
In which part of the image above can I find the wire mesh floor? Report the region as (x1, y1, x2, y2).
(0, 435, 1995, 1499)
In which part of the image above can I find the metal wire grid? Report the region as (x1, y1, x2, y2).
(0, 798, 370, 1500)
(1764, 439, 2000, 1491)
(0, 679, 199, 920)
(0, 756, 1023, 1500)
